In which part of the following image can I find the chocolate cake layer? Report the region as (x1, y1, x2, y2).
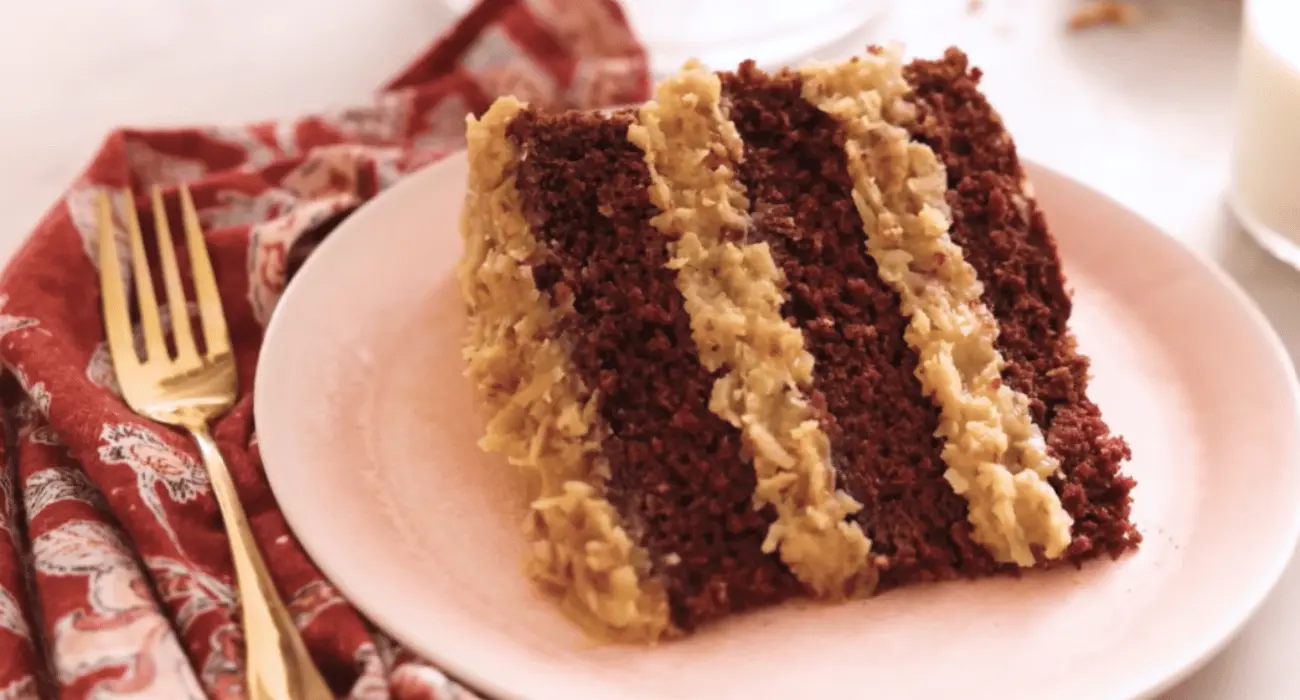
(629, 64, 876, 600)
(506, 108, 801, 629)
(902, 49, 1140, 560)
(720, 64, 997, 587)
(461, 98, 674, 640)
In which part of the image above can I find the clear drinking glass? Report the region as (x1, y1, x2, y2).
(1230, 0, 1300, 269)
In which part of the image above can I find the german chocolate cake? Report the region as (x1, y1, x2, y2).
(457, 46, 1140, 641)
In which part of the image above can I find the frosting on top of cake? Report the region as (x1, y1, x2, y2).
(628, 62, 876, 598)
(460, 97, 674, 640)
(799, 47, 1074, 566)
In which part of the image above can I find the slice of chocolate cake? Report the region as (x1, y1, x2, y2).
(457, 46, 1140, 642)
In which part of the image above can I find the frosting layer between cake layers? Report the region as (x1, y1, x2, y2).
(628, 62, 877, 600)
(503, 100, 804, 634)
(797, 49, 1073, 567)
(901, 49, 1139, 564)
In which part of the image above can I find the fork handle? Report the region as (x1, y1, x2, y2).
(189, 423, 335, 700)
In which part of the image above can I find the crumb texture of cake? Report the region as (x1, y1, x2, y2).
(720, 62, 988, 586)
(628, 62, 876, 598)
(459, 46, 1140, 642)
(506, 105, 802, 633)
(902, 49, 1140, 560)
(624, 59, 878, 595)
(459, 97, 673, 641)
(797, 48, 1073, 567)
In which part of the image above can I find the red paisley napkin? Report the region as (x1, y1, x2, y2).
(0, 1, 650, 698)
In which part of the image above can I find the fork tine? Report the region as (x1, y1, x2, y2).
(179, 185, 230, 359)
(97, 193, 140, 369)
(150, 186, 199, 366)
(121, 189, 168, 362)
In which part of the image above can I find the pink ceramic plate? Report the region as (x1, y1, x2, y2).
(255, 154, 1300, 700)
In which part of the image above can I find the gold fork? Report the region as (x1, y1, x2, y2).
(96, 185, 333, 700)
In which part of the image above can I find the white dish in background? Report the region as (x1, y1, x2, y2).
(442, 0, 892, 77)
(255, 152, 1300, 700)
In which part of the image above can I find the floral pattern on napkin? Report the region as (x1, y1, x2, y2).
(0, 1, 650, 697)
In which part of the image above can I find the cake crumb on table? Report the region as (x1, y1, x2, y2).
(1069, 1, 1141, 31)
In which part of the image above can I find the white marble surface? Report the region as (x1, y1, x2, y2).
(0, 0, 1295, 697)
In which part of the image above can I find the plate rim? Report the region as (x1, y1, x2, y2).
(254, 151, 1300, 700)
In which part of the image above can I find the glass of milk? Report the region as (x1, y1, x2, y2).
(1230, 0, 1300, 268)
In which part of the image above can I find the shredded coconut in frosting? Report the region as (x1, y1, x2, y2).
(799, 48, 1074, 566)
(460, 97, 674, 639)
(628, 62, 876, 597)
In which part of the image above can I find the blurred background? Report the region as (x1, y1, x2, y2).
(0, 1, 1244, 270)
(0, 1, 1292, 697)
